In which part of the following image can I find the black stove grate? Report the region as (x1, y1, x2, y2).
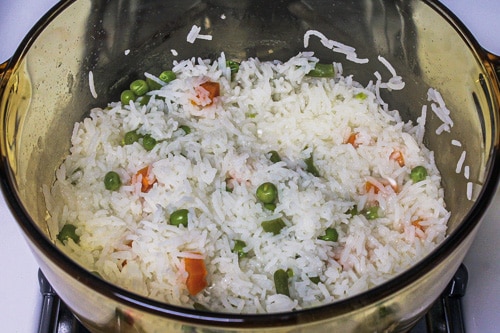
(38, 264, 468, 333)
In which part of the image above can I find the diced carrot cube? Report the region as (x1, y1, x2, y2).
(134, 166, 156, 192)
(184, 256, 208, 295)
(346, 132, 359, 148)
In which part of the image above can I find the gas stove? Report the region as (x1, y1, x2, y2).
(1, 1, 499, 332)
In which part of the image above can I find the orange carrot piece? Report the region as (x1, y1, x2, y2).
(184, 256, 208, 295)
(135, 166, 156, 192)
(346, 132, 359, 148)
(390, 150, 405, 167)
(200, 81, 220, 99)
(193, 81, 220, 106)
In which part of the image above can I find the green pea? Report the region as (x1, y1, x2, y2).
(123, 130, 142, 145)
(263, 203, 276, 212)
(139, 95, 151, 106)
(120, 89, 136, 105)
(268, 150, 281, 163)
(309, 276, 321, 284)
(104, 171, 121, 191)
(146, 77, 162, 91)
(318, 227, 338, 242)
(159, 70, 176, 83)
(274, 269, 290, 296)
(232, 240, 248, 258)
(261, 218, 286, 235)
(180, 125, 191, 134)
(226, 60, 240, 74)
(286, 268, 294, 278)
(410, 166, 428, 183)
(307, 63, 335, 78)
(256, 182, 278, 204)
(354, 92, 368, 100)
(57, 224, 80, 244)
(346, 205, 359, 216)
(130, 79, 149, 96)
(304, 155, 320, 177)
(170, 209, 189, 227)
(142, 134, 157, 151)
(363, 206, 380, 220)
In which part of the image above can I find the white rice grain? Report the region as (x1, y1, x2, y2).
(187, 25, 201, 43)
(467, 182, 473, 200)
(428, 88, 453, 134)
(456, 150, 467, 173)
(303, 29, 369, 64)
(88, 71, 97, 99)
(187, 25, 212, 43)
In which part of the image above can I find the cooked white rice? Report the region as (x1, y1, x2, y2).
(44, 52, 449, 313)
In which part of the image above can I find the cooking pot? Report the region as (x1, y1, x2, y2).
(1, 0, 499, 332)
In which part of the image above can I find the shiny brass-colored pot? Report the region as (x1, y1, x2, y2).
(1, 0, 499, 332)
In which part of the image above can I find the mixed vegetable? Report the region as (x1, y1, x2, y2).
(273, 269, 291, 296)
(184, 255, 208, 296)
(104, 171, 121, 191)
(306, 63, 335, 78)
(170, 209, 189, 227)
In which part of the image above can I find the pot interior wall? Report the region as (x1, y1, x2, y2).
(6, 0, 497, 251)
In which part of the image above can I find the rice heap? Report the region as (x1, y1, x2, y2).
(44, 52, 449, 313)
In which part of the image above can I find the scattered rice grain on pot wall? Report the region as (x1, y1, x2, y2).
(44, 52, 449, 313)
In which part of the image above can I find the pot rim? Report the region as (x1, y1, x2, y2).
(1, 0, 500, 328)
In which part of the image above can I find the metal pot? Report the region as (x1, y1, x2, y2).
(1, 0, 499, 332)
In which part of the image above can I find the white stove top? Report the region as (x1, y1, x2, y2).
(0, 1, 499, 332)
